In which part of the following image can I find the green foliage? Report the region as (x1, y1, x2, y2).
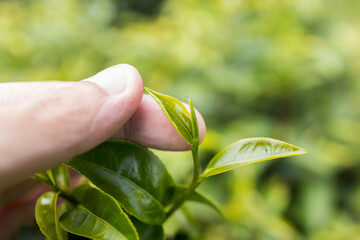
(66, 141, 174, 225)
(60, 208, 126, 240)
(2, 0, 358, 238)
(189, 99, 200, 145)
(33, 89, 305, 240)
(33, 171, 54, 188)
(33, 165, 70, 191)
(202, 138, 306, 178)
(145, 88, 194, 144)
(35, 192, 66, 240)
(48, 165, 71, 192)
(60, 184, 138, 240)
(132, 218, 165, 240)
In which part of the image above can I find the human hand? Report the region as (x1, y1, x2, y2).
(0, 64, 205, 239)
(0, 64, 206, 189)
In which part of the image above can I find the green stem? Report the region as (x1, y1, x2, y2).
(190, 144, 201, 187)
(166, 144, 200, 219)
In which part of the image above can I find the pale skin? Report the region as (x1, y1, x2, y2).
(0, 64, 206, 238)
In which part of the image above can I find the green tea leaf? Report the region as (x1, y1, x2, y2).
(132, 218, 165, 240)
(54, 200, 68, 240)
(67, 159, 165, 225)
(33, 171, 54, 188)
(50, 165, 70, 192)
(60, 184, 139, 240)
(145, 88, 193, 144)
(60, 208, 126, 240)
(202, 138, 307, 178)
(67, 141, 175, 225)
(35, 191, 66, 240)
(169, 185, 224, 218)
(188, 191, 224, 218)
(36, 165, 70, 191)
(46, 169, 56, 186)
(189, 99, 199, 145)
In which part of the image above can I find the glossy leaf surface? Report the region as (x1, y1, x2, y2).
(189, 99, 199, 144)
(74, 184, 138, 240)
(50, 165, 70, 191)
(60, 184, 138, 240)
(132, 218, 165, 240)
(67, 141, 174, 225)
(35, 191, 66, 240)
(60, 208, 126, 240)
(33, 171, 54, 188)
(202, 138, 307, 178)
(145, 88, 193, 144)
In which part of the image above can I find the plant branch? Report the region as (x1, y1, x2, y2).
(166, 144, 201, 219)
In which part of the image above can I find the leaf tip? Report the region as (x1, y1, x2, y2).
(144, 87, 159, 97)
(298, 147, 307, 155)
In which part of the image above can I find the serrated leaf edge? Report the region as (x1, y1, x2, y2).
(145, 87, 193, 144)
(35, 191, 62, 240)
(60, 206, 128, 240)
(72, 184, 140, 240)
(202, 137, 307, 178)
(189, 99, 199, 144)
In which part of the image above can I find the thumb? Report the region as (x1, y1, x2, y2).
(0, 64, 143, 188)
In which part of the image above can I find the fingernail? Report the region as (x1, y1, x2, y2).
(83, 65, 128, 95)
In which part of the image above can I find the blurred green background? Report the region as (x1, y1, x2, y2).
(1, 0, 360, 239)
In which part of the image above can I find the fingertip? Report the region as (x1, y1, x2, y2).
(116, 64, 144, 102)
(88, 64, 144, 138)
(84, 63, 143, 98)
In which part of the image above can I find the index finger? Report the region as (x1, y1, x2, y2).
(0, 81, 206, 150)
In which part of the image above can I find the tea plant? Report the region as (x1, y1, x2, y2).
(33, 88, 306, 240)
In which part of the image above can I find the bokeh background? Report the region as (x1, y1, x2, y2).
(1, 0, 360, 239)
